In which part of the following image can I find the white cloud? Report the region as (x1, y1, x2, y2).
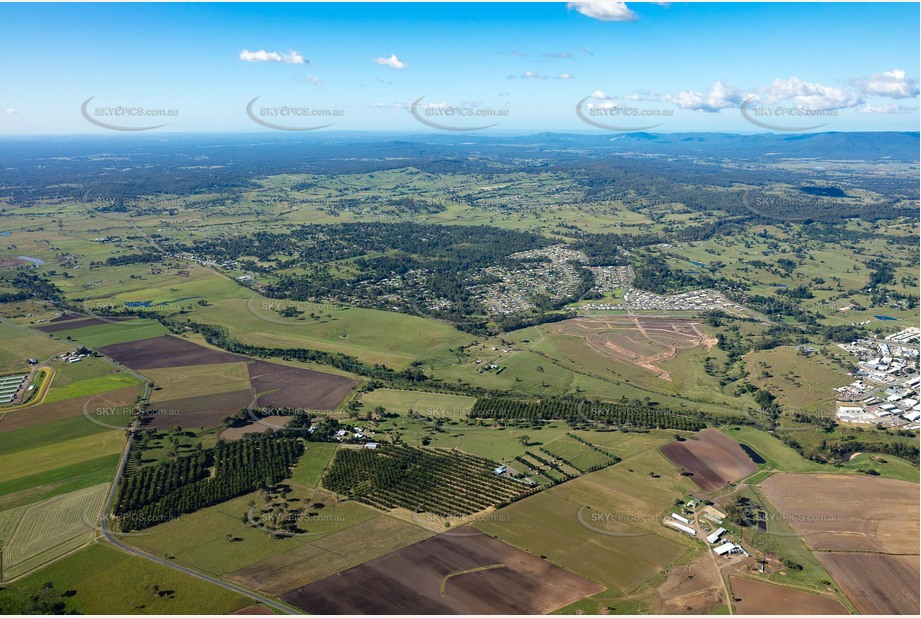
(557, 73, 575, 80)
(852, 69, 920, 99)
(3, 107, 19, 114)
(522, 71, 543, 79)
(567, 2, 637, 22)
(240, 49, 307, 64)
(374, 54, 407, 70)
(756, 77, 862, 111)
(372, 102, 408, 109)
(857, 102, 915, 114)
(299, 74, 323, 86)
(543, 52, 574, 60)
(664, 81, 746, 112)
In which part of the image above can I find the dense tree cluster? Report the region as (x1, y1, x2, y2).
(115, 434, 303, 532)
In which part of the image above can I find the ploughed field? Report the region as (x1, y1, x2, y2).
(96, 335, 355, 428)
(659, 428, 757, 492)
(729, 576, 847, 615)
(760, 473, 920, 615)
(280, 529, 604, 614)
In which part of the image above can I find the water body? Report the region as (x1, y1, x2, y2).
(17, 256, 44, 265)
(768, 283, 788, 289)
(0, 231, 11, 237)
(874, 315, 898, 321)
(739, 443, 766, 464)
(125, 296, 201, 308)
(688, 260, 706, 267)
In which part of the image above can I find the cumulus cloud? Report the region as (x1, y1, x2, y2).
(3, 107, 19, 114)
(567, 2, 637, 21)
(374, 54, 407, 70)
(857, 102, 915, 114)
(851, 69, 920, 99)
(664, 81, 746, 112)
(557, 73, 575, 80)
(753, 77, 863, 111)
(239, 49, 307, 64)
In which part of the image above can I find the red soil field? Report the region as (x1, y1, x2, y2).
(729, 576, 847, 615)
(280, 528, 604, 614)
(816, 553, 920, 615)
(98, 335, 239, 369)
(141, 389, 254, 430)
(248, 360, 355, 411)
(660, 428, 757, 492)
(37, 317, 113, 333)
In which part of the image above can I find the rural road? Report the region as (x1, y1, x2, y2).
(98, 372, 301, 615)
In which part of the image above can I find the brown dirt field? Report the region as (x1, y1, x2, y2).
(36, 317, 110, 333)
(98, 335, 240, 369)
(280, 528, 604, 614)
(0, 386, 140, 432)
(141, 389, 253, 430)
(220, 416, 292, 441)
(656, 554, 725, 614)
(248, 360, 355, 411)
(729, 576, 847, 614)
(659, 429, 757, 493)
(816, 553, 920, 615)
(759, 473, 920, 553)
(49, 312, 86, 323)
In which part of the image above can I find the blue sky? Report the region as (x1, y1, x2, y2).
(0, 2, 918, 134)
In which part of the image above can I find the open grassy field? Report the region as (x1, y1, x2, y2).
(0, 482, 110, 580)
(144, 362, 251, 403)
(52, 319, 169, 348)
(0, 320, 71, 373)
(476, 438, 699, 594)
(745, 346, 851, 413)
(224, 514, 434, 596)
(0, 543, 251, 614)
(360, 388, 476, 418)
(0, 430, 123, 485)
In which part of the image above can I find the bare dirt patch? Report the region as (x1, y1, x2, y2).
(280, 528, 604, 614)
(729, 576, 847, 614)
(555, 316, 714, 380)
(759, 473, 919, 553)
(142, 390, 254, 430)
(660, 429, 757, 492)
(248, 360, 356, 411)
(816, 553, 919, 615)
(37, 317, 112, 333)
(98, 335, 239, 369)
(656, 554, 725, 614)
